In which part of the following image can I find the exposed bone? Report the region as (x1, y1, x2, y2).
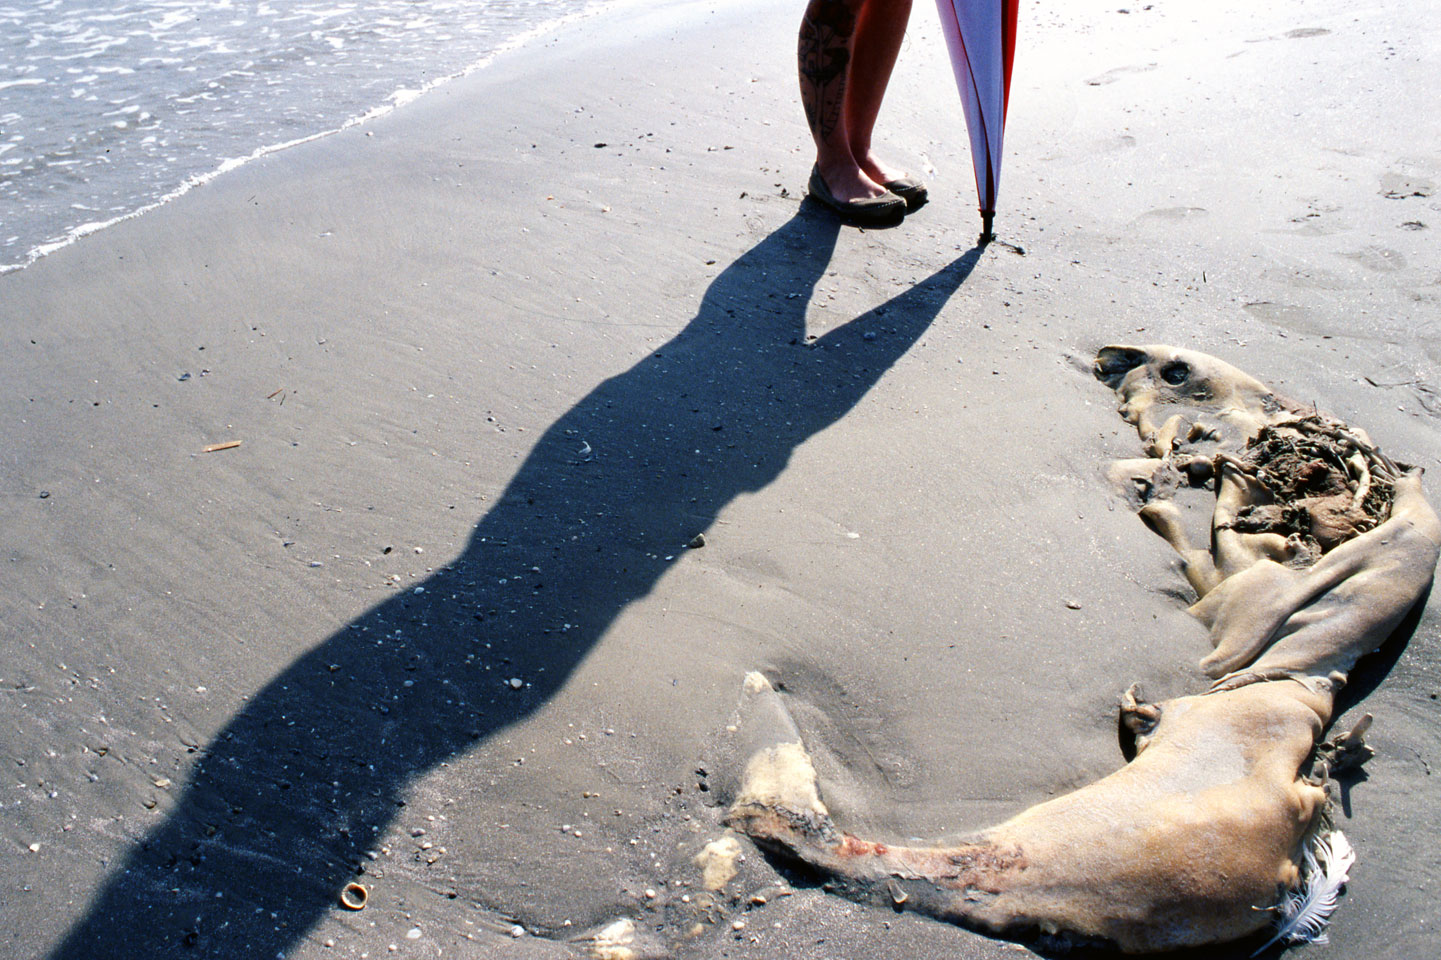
(1176, 453, 1214, 486)
(725, 346, 1439, 954)
(1349, 451, 1372, 514)
(1211, 457, 1301, 578)
(1093, 345, 1303, 458)
(1220, 417, 1397, 553)
(1119, 682, 1162, 750)
(1193, 472, 1439, 682)
(1314, 713, 1376, 776)
(1151, 413, 1188, 458)
(1137, 502, 1220, 596)
(1093, 347, 1438, 686)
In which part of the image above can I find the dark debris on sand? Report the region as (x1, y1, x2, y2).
(1222, 415, 1399, 559)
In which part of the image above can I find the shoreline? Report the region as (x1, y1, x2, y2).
(2, 1, 1440, 958)
(0, 0, 639, 277)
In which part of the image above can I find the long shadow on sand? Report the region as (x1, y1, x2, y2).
(49, 209, 983, 958)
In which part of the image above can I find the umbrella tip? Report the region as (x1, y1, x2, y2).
(979, 211, 995, 246)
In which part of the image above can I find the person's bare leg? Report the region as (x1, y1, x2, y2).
(799, 0, 888, 202)
(845, 0, 913, 186)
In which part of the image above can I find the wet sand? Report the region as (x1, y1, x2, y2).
(2, 1, 1439, 958)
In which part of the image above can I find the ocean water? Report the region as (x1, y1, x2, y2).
(0, 0, 613, 272)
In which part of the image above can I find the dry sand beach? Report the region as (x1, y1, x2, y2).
(3, 0, 1440, 957)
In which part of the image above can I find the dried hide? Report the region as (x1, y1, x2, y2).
(724, 345, 1440, 953)
(1097, 344, 1441, 689)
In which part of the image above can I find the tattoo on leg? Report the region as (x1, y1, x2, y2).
(800, 2, 858, 141)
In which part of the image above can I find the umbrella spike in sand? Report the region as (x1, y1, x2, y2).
(727, 346, 1441, 953)
(935, 0, 1018, 242)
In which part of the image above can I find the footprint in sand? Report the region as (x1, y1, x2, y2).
(1271, 202, 1345, 237)
(1137, 206, 1208, 222)
(1258, 264, 1347, 291)
(1246, 26, 1331, 43)
(1272, 219, 1344, 237)
(1381, 171, 1435, 199)
(1242, 301, 1324, 333)
(1085, 62, 1157, 86)
(1341, 246, 1407, 273)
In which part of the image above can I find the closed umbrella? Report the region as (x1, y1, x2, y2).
(935, 0, 1018, 241)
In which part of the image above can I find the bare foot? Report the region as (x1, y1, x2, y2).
(813, 155, 890, 203)
(855, 149, 910, 187)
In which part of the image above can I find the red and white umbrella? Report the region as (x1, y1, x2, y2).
(935, 0, 1018, 239)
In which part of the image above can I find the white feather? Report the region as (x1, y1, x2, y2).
(1252, 831, 1356, 956)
